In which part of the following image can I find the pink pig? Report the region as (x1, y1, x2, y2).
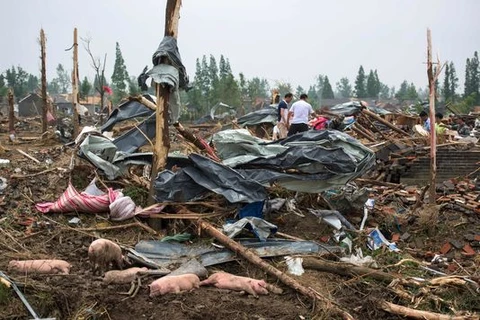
(200, 272, 269, 297)
(8, 259, 71, 274)
(149, 274, 200, 297)
(88, 239, 125, 275)
(103, 267, 148, 284)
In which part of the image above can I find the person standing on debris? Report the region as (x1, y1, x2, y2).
(419, 111, 430, 132)
(287, 94, 314, 136)
(277, 93, 293, 139)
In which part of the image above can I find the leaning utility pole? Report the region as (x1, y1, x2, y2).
(8, 88, 14, 133)
(72, 28, 80, 137)
(40, 29, 48, 133)
(148, 0, 182, 204)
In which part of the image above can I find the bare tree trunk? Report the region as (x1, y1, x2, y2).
(72, 28, 80, 138)
(40, 29, 48, 133)
(8, 88, 14, 133)
(427, 29, 436, 204)
(148, 0, 182, 205)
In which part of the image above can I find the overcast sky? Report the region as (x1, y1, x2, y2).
(1, 0, 479, 92)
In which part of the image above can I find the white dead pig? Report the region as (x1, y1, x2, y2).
(149, 274, 200, 297)
(8, 259, 71, 274)
(200, 272, 271, 297)
(103, 267, 148, 284)
(88, 239, 127, 275)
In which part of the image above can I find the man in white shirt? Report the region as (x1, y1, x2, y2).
(287, 93, 314, 136)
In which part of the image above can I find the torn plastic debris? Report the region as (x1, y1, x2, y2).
(154, 153, 267, 203)
(212, 129, 375, 193)
(322, 185, 369, 214)
(309, 209, 356, 231)
(160, 233, 191, 243)
(236, 106, 278, 126)
(131, 238, 342, 268)
(36, 178, 120, 214)
(239, 201, 265, 219)
(367, 228, 400, 252)
(284, 256, 304, 276)
(147, 64, 181, 123)
(101, 94, 155, 132)
(340, 248, 378, 268)
(223, 217, 277, 242)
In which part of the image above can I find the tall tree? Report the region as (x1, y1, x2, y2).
(464, 57, 472, 98)
(406, 83, 418, 100)
(238, 72, 248, 97)
(26, 74, 39, 92)
(295, 85, 305, 97)
(395, 80, 409, 101)
(366, 70, 377, 98)
(0, 74, 7, 97)
(80, 76, 92, 100)
(471, 51, 480, 104)
(52, 63, 70, 94)
(373, 70, 381, 97)
(379, 83, 390, 99)
(246, 77, 269, 101)
(354, 66, 367, 98)
(111, 42, 129, 105)
(336, 77, 352, 98)
(82, 37, 108, 113)
(277, 82, 293, 97)
(449, 62, 458, 102)
(321, 76, 334, 99)
(443, 63, 451, 102)
(5, 66, 29, 99)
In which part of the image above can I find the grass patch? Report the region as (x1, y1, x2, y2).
(0, 282, 11, 305)
(123, 185, 149, 207)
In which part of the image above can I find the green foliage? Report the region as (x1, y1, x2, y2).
(53, 63, 70, 94)
(321, 76, 334, 99)
(111, 42, 130, 105)
(5, 66, 29, 99)
(379, 83, 390, 99)
(453, 93, 476, 114)
(336, 77, 352, 98)
(354, 65, 367, 98)
(366, 69, 381, 98)
(395, 80, 418, 101)
(307, 85, 319, 108)
(80, 76, 92, 100)
(464, 51, 480, 104)
(0, 74, 7, 97)
(128, 76, 141, 96)
(276, 82, 293, 97)
(295, 85, 305, 97)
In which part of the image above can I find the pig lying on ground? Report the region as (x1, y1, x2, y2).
(103, 267, 148, 284)
(200, 272, 269, 297)
(8, 259, 71, 274)
(88, 239, 125, 275)
(149, 274, 200, 297)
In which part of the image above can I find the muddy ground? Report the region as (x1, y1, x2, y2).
(0, 119, 479, 320)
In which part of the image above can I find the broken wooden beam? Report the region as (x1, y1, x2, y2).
(362, 109, 410, 137)
(128, 95, 157, 111)
(379, 300, 477, 320)
(173, 122, 220, 161)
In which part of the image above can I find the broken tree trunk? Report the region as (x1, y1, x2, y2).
(72, 28, 80, 138)
(40, 29, 48, 133)
(427, 29, 436, 204)
(173, 122, 220, 161)
(379, 301, 478, 320)
(198, 220, 354, 320)
(148, 0, 182, 206)
(303, 258, 396, 283)
(361, 109, 410, 137)
(8, 88, 14, 133)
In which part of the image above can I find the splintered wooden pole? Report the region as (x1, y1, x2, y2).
(199, 220, 355, 320)
(72, 28, 80, 137)
(40, 29, 48, 133)
(8, 88, 14, 133)
(148, 0, 182, 205)
(427, 29, 436, 204)
(362, 109, 410, 137)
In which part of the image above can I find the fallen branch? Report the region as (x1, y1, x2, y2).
(11, 167, 66, 179)
(173, 122, 221, 161)
(303, 258, 396, 283)
(16, 149, 41, 163)
(379, 300, 478, 320)
(198, 220, 354, 320)
(355, 178, 403, 188)
(76, 221, 157, 235)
